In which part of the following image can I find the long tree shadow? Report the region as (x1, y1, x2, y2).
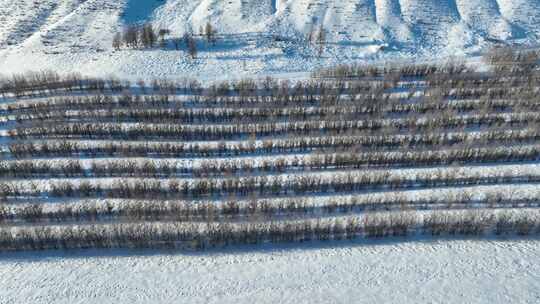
(0, 234, 538, 262)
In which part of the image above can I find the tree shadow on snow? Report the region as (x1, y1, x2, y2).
(0, 234, 538, 262)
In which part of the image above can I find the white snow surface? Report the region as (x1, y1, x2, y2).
(0, 0, 540, 80)
(0, 239, 539, 303)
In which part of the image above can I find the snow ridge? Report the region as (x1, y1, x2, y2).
(1, 0, 540, 79)
(2, 0, 539, 49)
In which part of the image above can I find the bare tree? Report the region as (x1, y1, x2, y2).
(205, 22, 217, 45)
(123, 25, 139, 48)
(173, 37, 182, 50)
(307, 24, 315, 44)
(158, 29, 171, 48)
(112, 32, 122, 51)
(141, 23, 157, 48)
(316, 24, 326, 58)
(185, 33, 198, 59)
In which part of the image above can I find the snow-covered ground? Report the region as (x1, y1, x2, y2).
(0, 239, 538, 303)
(0, 0, 539, 80)
(1, 2, 540, 299)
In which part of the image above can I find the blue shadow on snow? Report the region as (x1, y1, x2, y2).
(121, 0, 165, 24)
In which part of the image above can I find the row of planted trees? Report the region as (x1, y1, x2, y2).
(1, 189, 538, 224)
(8, 90, 540, 125)
(7, 126, 540, 159)
(1, 167, 539, 200)
(2, 60, 537, 101)
(10, 110, 540, 141)
(314, 47, 539, 79)
(1, 144, 540, 179)
(0, 210, 538, 251)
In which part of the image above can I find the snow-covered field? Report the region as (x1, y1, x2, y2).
(1, 75, 540, 302)
(0, 0, 540, 80)
(1, 1, 540, 301)
(0, 239, 539, 303)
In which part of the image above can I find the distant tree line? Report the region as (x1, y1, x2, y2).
(113, 22, 162, 50)
(112, 21, 220, 59)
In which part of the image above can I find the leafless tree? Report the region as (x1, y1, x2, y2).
(185, 33, 197, 59)
(158, 29, 171, 48)
(112, 32, 122, 51)
(141, 23, 157, 48)
(123, 25, 139, 48)
(205, 22, 217, 45)
(316, 24, 326, 58)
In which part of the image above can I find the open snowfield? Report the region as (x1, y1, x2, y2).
(0, 239, 539, 304)
(0, 0, 540, 80)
